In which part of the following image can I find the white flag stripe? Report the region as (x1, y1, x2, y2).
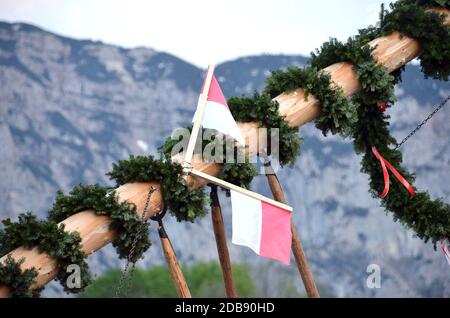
(201, 100, 245, 145)
(231, 190, 262, 254)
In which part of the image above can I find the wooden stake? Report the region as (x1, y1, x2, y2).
(157, 220, 192, 298)
(263, 158, 320, 298)
(210, 185, 238, 298)
(184, 65, 215, 166)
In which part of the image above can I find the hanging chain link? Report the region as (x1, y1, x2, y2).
(394, 94, 449, 150)
(115, 186, 156, 298)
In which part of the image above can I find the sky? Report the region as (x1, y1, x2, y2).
(0, 0, 391, 67)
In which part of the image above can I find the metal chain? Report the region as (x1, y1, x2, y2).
(395, 95, 449, 150)
(115, 186, 156, 298)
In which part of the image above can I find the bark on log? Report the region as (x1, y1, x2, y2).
(0, 8, 448, 298)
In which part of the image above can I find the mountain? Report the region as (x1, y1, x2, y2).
(0, 21, 449, 297)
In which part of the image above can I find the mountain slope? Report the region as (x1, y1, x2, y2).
(0, 21, 449, 297)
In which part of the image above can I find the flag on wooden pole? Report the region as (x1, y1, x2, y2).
(192, 67, 245, 146)
(230, 189, 292, 265)
(189, 169, 293, 265)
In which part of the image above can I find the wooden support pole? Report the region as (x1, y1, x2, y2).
(157, 219, 192, 298)
(263, 158, 320, 298)
(209, 185, 238, 298)
(0, 8, 448, 298)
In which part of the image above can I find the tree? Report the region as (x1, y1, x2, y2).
(78, 261, 255, 298)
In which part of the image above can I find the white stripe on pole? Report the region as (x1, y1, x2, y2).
(230, 190, 262, 254)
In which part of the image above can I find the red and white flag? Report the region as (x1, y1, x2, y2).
(193, 67, 245, 145)
(230, 189, 292, 265)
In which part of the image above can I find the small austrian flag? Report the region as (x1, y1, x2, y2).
(193, 67, 245, 145)
(230, 190, 292, 265)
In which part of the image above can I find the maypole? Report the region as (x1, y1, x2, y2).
(0, 6, 448, 298)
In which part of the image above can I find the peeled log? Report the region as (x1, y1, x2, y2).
(0, 8, 448, 298)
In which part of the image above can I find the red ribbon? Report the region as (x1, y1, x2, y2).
(440, 239, 450, 267)
(441, 241, 450, 259)
(371, 146, 415, 199)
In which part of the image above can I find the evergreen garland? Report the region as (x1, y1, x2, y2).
(159, 126, 258, 189)
(353, 95, 450, 243)
(1, 0, 449, 297)
(309, 32, 396, 108)
(48, 184, 151, 262)
(303, 0, 450, 243)
(264, 67, 358, 137)
(0, 213, 91, 293)
(380, 0, 450, 80)
(107, 155, 208, 222)
(227, 93, 303, 165)
(0, 256, 39, 298)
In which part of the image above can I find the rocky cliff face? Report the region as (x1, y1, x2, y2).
(0, 21, 449, 297)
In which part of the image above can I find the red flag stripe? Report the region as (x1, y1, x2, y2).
(200, 68, 228, 108)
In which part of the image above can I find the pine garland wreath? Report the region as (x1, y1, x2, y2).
(0, 213, 91, 293)
(309, 31, 396, 107)
(1, 0, 449, 297)
(227, 93, 303, 165)
(0, 256, 39, 298)
(48, 184, 151, 261)
(259, 0, 450, 243)
(218, 161, 257, 191)
(380, 0, 450, 80)
(264, 67, 358, 137)
(107, 155, 208, 222)
(159, 126, 258, 189)
(353, 95, 450, 243)
(303, 0, 450, 243)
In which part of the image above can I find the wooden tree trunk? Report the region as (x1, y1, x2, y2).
(0, 8, 448, 298)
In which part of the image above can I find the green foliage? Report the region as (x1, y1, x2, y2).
(380, 0, 450, 80)
(264, 67, 358, 137)
(0, 256, 39, 298)
(183, 261, 255, 297)
(353, 95, 450, 243)
(218, 161, 257, 190)
(294, 0, 450, 243)
(228, 93, 303, 166)
(2, 0, 449, 299)
(107, 155, 208, 222)
(78, 261, 256, 298)
(159, 126, 258, 189)
(410, 0, 449, 9)
(0, 213, 91, 293)
(309, 35, 396, 106)
(48, 184, 151, 262)
(310, 36, 376, 70)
